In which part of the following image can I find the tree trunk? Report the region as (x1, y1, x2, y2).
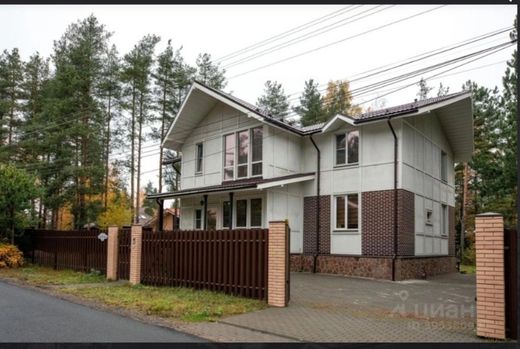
(130, 83, 136, 223)
(104, 94, 112, 210)
(135, 92, 144, 224)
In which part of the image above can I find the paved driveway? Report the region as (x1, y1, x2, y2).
(219, 272, 485, 342)
(0, 281, 203, 342)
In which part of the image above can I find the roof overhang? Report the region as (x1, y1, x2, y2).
(162, 82, 307, 152)
(257, 173, 315, 189)
(320, 114, 357, 133)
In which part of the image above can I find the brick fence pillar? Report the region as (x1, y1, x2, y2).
(106, 226, 119, 281)
(475, 213, 505, 340)
(268, 220, 289, 307)
(129, 224, 143, 285)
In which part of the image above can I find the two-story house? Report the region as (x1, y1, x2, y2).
(148, 80, 474, 281)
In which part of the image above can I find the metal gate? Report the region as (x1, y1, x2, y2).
(504, 228, 517, 339)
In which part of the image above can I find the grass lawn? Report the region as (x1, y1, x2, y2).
(459, 264, 476, 274)
(0, 264, 267, 322)
(60, 283, 268, 322)
(0, 264, 106, 285)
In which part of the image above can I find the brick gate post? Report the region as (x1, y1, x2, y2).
(106, 226, 119, 281)
(475, 213, 505, 340)
(268, 220, 289, 307)
(129, 224, 143, 285)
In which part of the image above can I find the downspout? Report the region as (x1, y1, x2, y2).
(386, 117, 398, 281)
(309, 134, 320, 274)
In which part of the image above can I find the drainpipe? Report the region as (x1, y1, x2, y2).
(310, 134, 321, 274)
(386, 116, 398, 281)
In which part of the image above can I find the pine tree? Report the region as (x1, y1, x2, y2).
(142, 180, 158, 216)
(293, 79, 325, 126)
(48, 14, 111, 229)
(256, 80, 290, 121)
(437, 82, 450, 97)
(322, 80, 361, 119)
(98, 44, 122, 210)
(195, 53, 226, 89)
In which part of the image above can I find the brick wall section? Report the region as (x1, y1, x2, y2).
(303, 196, 331, 254)
(394, 256, 457, 280)
(362, 189, 414, 256)
(129, 225, 143, 285)
(397, 190, 415, 256)
(268, 221, 289, 307)
(475, 214, 505, 340)
(106, 226, 118, 281)
(449, 206, 456, 256)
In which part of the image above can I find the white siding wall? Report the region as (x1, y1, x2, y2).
(180, 102, 262, 190)
(400, 113, 454, 256)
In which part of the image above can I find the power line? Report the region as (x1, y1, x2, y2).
(223, 5, 392, 69)
(284, 26, 512, 103)
(228, 5, 447, 80)
(214, 5, 356, 63)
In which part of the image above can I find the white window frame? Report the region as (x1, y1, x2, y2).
(334, 129, 360, 167)
(249, 198, 263, 228)
(222, 126, 263, 181)
(230, 197, 264, 228)
(195, 142, 203, 174)
(235, 199, 248, 228)
(333, 193, 360, 232)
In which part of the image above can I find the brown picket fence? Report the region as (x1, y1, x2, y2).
(117, 227, 131, 280)
(140, 229, 268, 300)
(29, 229, 108, 274)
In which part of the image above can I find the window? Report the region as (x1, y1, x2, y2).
(347, 130, 359, 164)
(336, 134, 346, 165)
(224, 134, 235, 180)
(250, 198, 262, 227)
(251, 127, 263, 176)
(195, 209, 202, 229)
(236, 200, 247, 227)
(425, 209, 433, 226)
(222, 127, 263, 181)
(441, 150, 447, 182)
(335, 194, 359, 230)
(195, 143, 203, 174)
(441, 204, 448, 236)
(222, 201, 231, 228)
(237, 130, 249, 178)
(335, 130, 359, 165)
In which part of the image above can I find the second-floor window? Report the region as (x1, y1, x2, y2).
(195, 143, 203, 174)
(335, 130, 359, 166)
(223, 126, 263, 181)
(441, 150, 447, 182)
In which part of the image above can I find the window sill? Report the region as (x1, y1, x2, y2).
(332, 230, 360, 235)
(333, 163, 359, 169)
(195, 172, 203, 176)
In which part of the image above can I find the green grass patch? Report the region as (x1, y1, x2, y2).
(0, 264, 106, 285)
(459, 264, 476, 274)
(60, 283, 267, 322)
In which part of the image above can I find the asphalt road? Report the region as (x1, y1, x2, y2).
(0, 280, 204, 342)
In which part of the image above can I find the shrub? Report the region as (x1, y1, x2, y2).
(0, 243, 24, 268)
(461, 243, 476, 266)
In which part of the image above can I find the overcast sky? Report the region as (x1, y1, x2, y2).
(1, 4, 516, 195)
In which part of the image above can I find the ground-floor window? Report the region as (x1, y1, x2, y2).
(222, 201, 231, 228)
(222, 197, 263, 228)
(334, 193, 359, 230)
(195, 209, 202, 229)
(236, 200, 247, 227)
(207, 208, 217, 230)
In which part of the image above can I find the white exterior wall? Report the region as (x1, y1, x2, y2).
(179, 102, 262, 190)
(399, 113, 455, 256)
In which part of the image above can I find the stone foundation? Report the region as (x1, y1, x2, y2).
(290, 254, 457, 281)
